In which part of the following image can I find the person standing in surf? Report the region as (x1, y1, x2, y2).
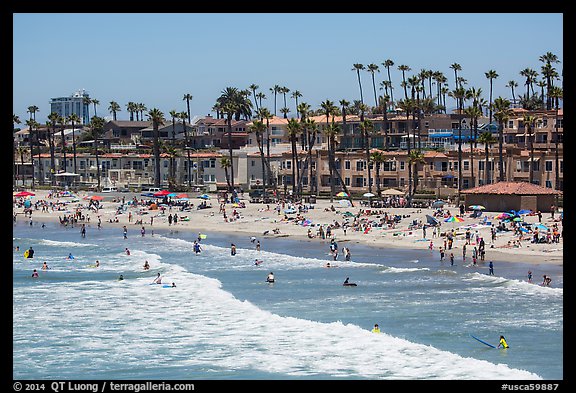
(498, 335, 509, 349)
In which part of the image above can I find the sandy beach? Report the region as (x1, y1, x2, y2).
(13, 190, 563, 266)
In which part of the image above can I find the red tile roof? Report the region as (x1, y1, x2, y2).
(461, 181, 561, 195)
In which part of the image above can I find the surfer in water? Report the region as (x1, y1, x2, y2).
(343, 277, 357, 286)
(498, 335, 509, 349)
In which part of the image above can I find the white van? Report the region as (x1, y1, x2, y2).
(101, 186, 118, 193)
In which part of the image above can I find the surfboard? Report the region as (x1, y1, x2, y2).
(23, 250, 29, 258)
(470, 334, 496, 348)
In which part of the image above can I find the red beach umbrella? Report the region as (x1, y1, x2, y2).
(14, 191, 35, 197)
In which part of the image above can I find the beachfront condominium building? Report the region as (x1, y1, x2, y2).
(50, 89, 91, 125)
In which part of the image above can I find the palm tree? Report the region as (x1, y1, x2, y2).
(359, 120, 374, 193)
(83, 97, 92, 120)
(320, 100, 337, 200)
(91, 99, 100, 117)
(549, 86, 563, 191)
(217, 87, 242, 195)
(408, 150, 425, 197)
(352, 63, 365, 104)
(291, 90, 303, 118)
(520, 68, 538, 101)
(477, 131, 497, 185)
(286, 118, 301, 197)
(13, 114, 21, 187)
(220, 157, 232, 191)
(536, 80, 547, 107)
(169, 110, 179, 181)
(297, 102, 311, 151)
(57, 115, 67, 173)
(25, 119, 38, 188)
(506, 80, 518, 106)
(256, 92, 266, 112)
(382, 59, 395, 104)
(27, 105, 39, 122)
(162, 142, 179, 189)
(126, 102, 136, 121)
(269, 85, 281, 116)
(492, 97, 513, 182)
(305, 118, 319, 195)
(108, 101, 121, 121)
(280, 87, 290, 118)
(370, 151, 385, 198)
(448, 86, 467, 199)
(66, 113, 81, 175)
(464, 105, 482, 188)
(183, 93, 193, 123)
(147, 108, 165, 188)
(249, 84, 260, 113)
(398, 64, 411, 100)
(47, 112, 60, 184)
(88, 116, 106, 190)
(257, 107, 276, 192)
(280, 107, 290, 119)
(523, 114, 538, 184)
(179, 111, 192, 188)
(539, 52, 561, 110)
(137, 103, 147, 121)
(450, 63, 462, 88)
(249, 118, 268, 196)
(367, 63, 380, 109)
(485, 70, 498, 125)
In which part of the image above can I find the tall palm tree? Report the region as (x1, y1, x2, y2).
(367, 63, 380, 109)
(477, 131, 497, 185)
(305, 118, 319, 195)
(27, 105, 39, 122)
(523, 114, 538, 184)
(269, 85, 281, 116)
(297, 102, 311, 151)
(286, 118, 301, 197)
(83, 97, 92, 120)
(408, 150, 425, 197)
(255, 92, 266, 112)
(450, 63, 462, 89)
(169, 110, 179, 181)
(449, 86, 467, 198)
(57, 115, 67, 173)
(249, 118, 268, 196)
(359, 119, 374, 193)
(179, 111, 192, 188)
(370, 150, 385, 198)
(492, 97, 513, 182)
(137, 103, 147, 122)
(249, 84, 260, 113)
(13, 114, 21, 187)
(217, 87, 242, 195)
(66, 113, 81, 175)
(539, 52, 561, 110)
(108, 101, 121, 121)
(548, 86, 563, 191)
(183, 93, 193, 123)
(280, 107, 290, 119)
(47, 112, 60, 184)
(506, 80, 518, 106)
(220, 157, 232, 191)
(464, 105, 482, 188)
(147, 108, 165, 188)
(257, 107, 276, 193)
(280, 86, 290, 118)
(398, 64, 411, 100)
(519, 68, 538, 101)
(91, 99, 100, 117)
(25, 119, 38, 188)
(382, 59, 395, 104)
(320, 100, 337, 200)
(485, 70, 499, 125)
(291, 90, 303, 118)
(352, 63, 365, 104)
(88, 116, 106, 190)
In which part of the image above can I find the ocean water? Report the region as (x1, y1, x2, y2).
(12, 220, 563, 380)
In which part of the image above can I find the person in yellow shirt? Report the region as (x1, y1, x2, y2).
(371, 324, 381, 333)
(498, 335, 509, 349)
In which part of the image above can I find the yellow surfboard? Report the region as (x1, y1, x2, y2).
(23, 250, 29, 258)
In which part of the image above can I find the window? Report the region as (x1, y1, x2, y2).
(545, 161, 553, 172)
(345, 177, 350, 186)
(251, 160, 255, 167)
(356, 161, 365, 171)
(345, 160, 351, 170)
(508, 120, 514, 128)
(463, 161, 469, 171)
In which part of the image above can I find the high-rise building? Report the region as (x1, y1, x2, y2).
(50, 89, 91, 124)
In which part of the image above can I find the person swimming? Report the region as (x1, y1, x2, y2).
(254, 259, 263, 266)
(31, 269, 39, 278)
(143, 260, 150, 270)
(343, 277, 357, 286)
(266, 272, 275, 283)
(371, 324, 381, 333)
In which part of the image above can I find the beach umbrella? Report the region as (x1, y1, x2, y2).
(431, 200, 445, 208)
(338, 199, 352, 207)
(284, 208, 297, 214)
(468, 205, 485, 210)
(496, 212, 512, 219)
(198, 194, 210, 199)
(14, 191, 35, 197)
(425, 214, 440, 226)
(336, 191, 348, 197)
(382, 188, 405, 195)
(176, 193, 188, 199)
(533, 223, 548, 231)
(153, 190, 171, 197)
(517, 209, 532, 215)
(444, 216, 464, 222)
(89, 195, 104, 201)
(512, 217, 523, 222)
(363, 192, 376, 198)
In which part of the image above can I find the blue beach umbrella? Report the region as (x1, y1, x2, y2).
(198, 194, 210, 199)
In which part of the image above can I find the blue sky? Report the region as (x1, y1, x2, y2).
(13, 13, 563, 125)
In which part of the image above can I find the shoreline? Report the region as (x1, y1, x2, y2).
(13, 190, 563, 267)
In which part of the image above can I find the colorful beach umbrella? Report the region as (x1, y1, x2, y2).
(444, 216, 464, 222)
(336, 191, 348, 197)
(496, 212, 512, 219)
(14, 191, 35, 197)
(468, 205, 485, 210)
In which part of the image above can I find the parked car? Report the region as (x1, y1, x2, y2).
(101, 187, 118, 193)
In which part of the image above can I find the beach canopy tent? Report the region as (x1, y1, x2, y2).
(338, 199, 352, 207)
(382, 188, 405, 196)
(363, 192, 376, 198)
